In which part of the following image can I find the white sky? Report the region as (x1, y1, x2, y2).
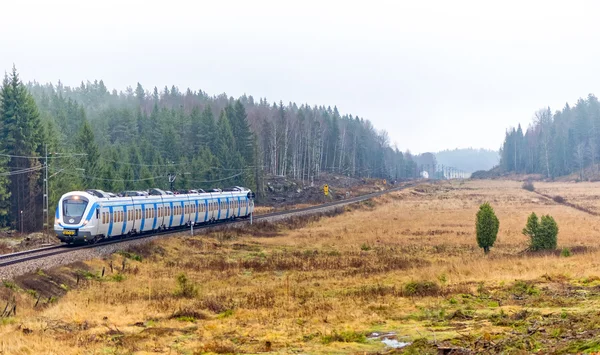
(1, 0, 599, 153)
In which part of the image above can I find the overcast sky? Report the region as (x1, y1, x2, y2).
(1, 0, 599, 153)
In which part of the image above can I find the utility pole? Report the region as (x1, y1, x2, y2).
(43, 144, 49, 242)
(168, 173, 176, 191)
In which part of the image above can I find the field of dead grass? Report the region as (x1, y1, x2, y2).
(2, 180, 600, 354)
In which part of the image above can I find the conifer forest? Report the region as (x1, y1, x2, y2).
(0, 67, 417, 232)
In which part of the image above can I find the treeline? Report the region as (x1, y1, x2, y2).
(436, 148, 499, 174)
(0, 67, 417, 232)
(500, 94, 600, 178)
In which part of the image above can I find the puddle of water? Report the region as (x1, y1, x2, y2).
(381, 337, 411, 349)
(367, 332, 411, 349)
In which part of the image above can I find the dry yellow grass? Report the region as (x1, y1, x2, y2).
(2, 179, 600, 354)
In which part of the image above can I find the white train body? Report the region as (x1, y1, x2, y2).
(54, 189, 254, 243)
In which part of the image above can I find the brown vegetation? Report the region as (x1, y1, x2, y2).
(2, 180, 600, 353)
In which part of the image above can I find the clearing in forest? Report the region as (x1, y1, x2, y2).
(2, 180, 600, 354)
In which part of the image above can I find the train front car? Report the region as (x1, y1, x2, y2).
(54, 191, 100, 243)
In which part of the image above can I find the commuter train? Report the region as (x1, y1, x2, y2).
(54, 188, 255, 244)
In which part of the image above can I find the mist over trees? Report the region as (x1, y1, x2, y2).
(500, 94, 600, 179)
(0, 67, 419, 231)
(435, 148, 499, 173)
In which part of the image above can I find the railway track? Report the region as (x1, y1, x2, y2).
(0, 183, 414, 268)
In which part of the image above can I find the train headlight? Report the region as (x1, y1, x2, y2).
(55, 218, 60, 224)
(83, 220, 89, 226)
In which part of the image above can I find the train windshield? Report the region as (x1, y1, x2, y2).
(62, 197, 88, 224)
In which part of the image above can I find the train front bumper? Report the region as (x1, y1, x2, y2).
(54, 225, 94, 243)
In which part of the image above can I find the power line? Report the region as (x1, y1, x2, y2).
(0, 153, 86, 159)
(0, 165, 44, 176)
(50, 168, 163, 182)
(184, 172, 243, 183)
(97, 157, 263, 171)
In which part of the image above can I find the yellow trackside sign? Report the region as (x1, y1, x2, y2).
(324, 184, 329, 196)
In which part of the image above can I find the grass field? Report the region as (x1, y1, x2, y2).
(2, 180, 600, 354)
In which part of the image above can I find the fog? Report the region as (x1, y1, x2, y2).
(1, 0, 599, 153)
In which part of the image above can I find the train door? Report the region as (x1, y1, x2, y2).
(98, 205, 110, 237)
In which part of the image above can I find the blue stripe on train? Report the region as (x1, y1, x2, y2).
(140, 204, 146, 230)
(194, 200, 199, 223)
(179, 201, 185, 226)
(152, 203, 158, 229)
(169, 202, 174, 227)
(225, 197, 229, 219)
(108, 206, 114, 237)
(121, 205, 127, 234)
(217, 199, 221, 220)
(204, 200, 209, 221)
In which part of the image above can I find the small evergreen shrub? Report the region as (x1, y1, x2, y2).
(174, 273, 198, 298)
(522, 181, 535, 192)
(476, 202, 500, 254)
(561, 248, 571, 257)
(522, 212, 558, 251)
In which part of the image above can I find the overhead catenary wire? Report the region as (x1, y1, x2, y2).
(0, 153, 86, 159)
(184, 172, 243, 183)
(50, 168, 163, 182)
(0, 165, 44, 176)
(97, 156, 265, 171)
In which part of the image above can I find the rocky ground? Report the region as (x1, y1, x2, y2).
(261, 172, 394, 208)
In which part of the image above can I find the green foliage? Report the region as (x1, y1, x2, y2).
(0, 71, 420, 228)
(522, 212, 558, 251)
(403, 280, 440, 297)
(110, 274, 126, 282)
(117, 251, 142, 262)
(360, 243, 371, 251)
(320, 330, 366, 344)
(174, 273, 198, 298)
(3, 281, 17, 290)
(476, 202, 500, 254)
(0, 67, 44, 231)
(561, 247, 571, 257)
(499, 95, 600, 179)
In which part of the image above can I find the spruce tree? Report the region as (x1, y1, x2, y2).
(0, 152, 10, 227)
(199, 105, 217, 152)
(0, 67, 44, 231)
(76, 119, 100, 179)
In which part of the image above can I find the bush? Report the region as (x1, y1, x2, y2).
(522, 212, 558, 251)
(476, 202, 499, 254)
(553, 195, 565, 204)
(403, 280, 440, 297)
(561, 248, 571, 257)
(174, 273, 198, 298)
(522, 181, 535, 192)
